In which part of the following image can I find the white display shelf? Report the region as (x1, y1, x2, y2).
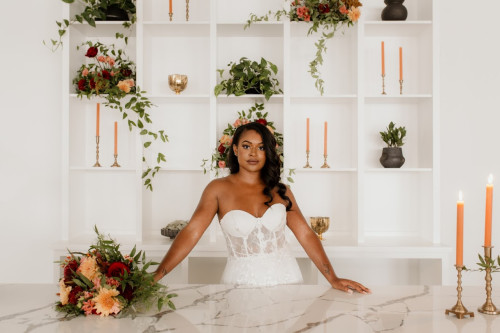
(365, 21, 433, 26)
(144, 94, 210, 99)
(142, 21, 211, 26)
(365, 168, 432, 173)
(70, 167, 136, 172)
(294, 168, 357, 173)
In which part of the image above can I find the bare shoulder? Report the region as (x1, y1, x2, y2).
(204, 175, 233, 195)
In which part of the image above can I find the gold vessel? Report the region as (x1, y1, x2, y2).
(168, 74, 188, 94)
(310, 216, 330, 240)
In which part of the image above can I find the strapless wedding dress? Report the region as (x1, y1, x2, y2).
(219, 203, 303, 286)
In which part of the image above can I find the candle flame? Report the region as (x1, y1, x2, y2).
(488, 174, 494, 184)
(458, 191, 463, 201)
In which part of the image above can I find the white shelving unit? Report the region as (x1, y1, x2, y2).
(56, 0, 452, 285)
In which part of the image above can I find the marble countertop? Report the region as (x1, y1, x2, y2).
(1, 284, 499, 332)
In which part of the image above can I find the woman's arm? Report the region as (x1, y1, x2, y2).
(285, 188, 370, 294)
(153, 181, 219, 282)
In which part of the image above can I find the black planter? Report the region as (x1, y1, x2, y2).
(380, 147, 405, 168)
(381, 0, 408, 21)
(244, 87, 261, 94)
(97, 5, 130, 21)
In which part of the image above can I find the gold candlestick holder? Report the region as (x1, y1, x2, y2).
(93, 136, 101, 167)
(445, 265, 474, 319)
(320, 154, 330, 168)
(381, 74, 387, 95)
(303, 151, 312, 168)
(186, 0, 189, 21)
(479, 246, 500, 315)
(169, 12, 173, 21)
(399, 79, 403, 95)
(110, 154, 121, 167)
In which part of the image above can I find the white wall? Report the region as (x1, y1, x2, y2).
(1, 0, 499, 284)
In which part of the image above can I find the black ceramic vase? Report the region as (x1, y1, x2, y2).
(101, 5, 129, 21)
(245, 87, 261, 94)
(380, 147, 405, 168)
(381, 0, 408, 21)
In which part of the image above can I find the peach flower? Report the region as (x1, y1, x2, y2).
(242, 118, 250, 125)
(218, 161, 226, 169)
(266, 126, 274, 134)
(233, 118, 242, 127)
(125, 79, 135, 87)
(347, 7, 361, 22)
(58, 279, 72, 305)
(339, 5, 348, 15)
(97, 56, 106, 62)
(77, 256, 100, 282)
(93, 287, 122, 317)
(82, 68, 89, 77)
(219, 134, 232, 145)
(82, 299, 95, 316)
(106, 56, 115, 66)
(117, 80, 131, 93)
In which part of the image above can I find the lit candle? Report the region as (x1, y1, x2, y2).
(96, 103, 100, 137)
(323, 121, 328, 156)
(381, 41, 385, 76)
(399, 47, 403, 81)
(456, 191, 464, 267)
(485, 174, 493, 247)
(169, 0, 172, 14)
(114, 121, 118, 155)
(306, 118, 310, 151)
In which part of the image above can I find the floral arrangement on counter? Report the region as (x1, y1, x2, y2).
(56, 226, 176, 317)
(202, 103, 294, 183)
(245, 0, 362, 95)
(74, 41, 168, 191)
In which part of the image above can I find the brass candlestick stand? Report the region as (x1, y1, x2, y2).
(169, 12, 173, 21)
(381, 74, 387, 95)
(478, 246, 500, 315)
(321, 154, 330, 168)
(445, 265, 474, 319)
(303, 151, 312, 168)
(399, 79, 403, 95)
(111, 154, 121, 167)
(93, 136, 102, 167)
(186, 0, 189, 21)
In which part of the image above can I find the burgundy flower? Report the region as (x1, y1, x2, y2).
(120, 285, 134, 301)
(85, 47, 98, 58)
(101, 70, 111, 80)
(121, 68, 132, 77)
(77, 79, 86, 91)
(68, 286, 83, 305)
(218, 143, 226, 155)
(64, 259, 79, 282)
(107, 262, 130, 278)
(318, 4, 330, 14)
(89, 78, 96, 89)
(255, 118, 267, 126)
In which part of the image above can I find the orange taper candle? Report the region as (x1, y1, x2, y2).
(306, 118, 310, 151)
(114, 121, 118, 155)
(169, 0, 172, 13)
(457, 191, 464, 266)
(96, 103, 100, 137)
(485, 174, 493, 247)
(323, 121, 328, 155)
(399, 47, 403, 81)
(381, 41, 385, 76)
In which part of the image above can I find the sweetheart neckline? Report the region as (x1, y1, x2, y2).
(219, 203, 285, 223)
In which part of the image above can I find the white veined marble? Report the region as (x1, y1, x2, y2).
(0, 284, 499, 332)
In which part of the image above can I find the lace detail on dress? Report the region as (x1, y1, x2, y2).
(219, 203, 303, 286)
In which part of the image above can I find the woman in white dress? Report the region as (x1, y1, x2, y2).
(154, 122, 370, 294)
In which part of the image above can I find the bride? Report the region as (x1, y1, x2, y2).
(154, 122, 370, 294)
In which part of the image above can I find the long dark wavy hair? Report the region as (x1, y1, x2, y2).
(227, 122, 292, 211)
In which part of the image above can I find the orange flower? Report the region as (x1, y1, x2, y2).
(77, 256, 100, 282)
(347, 7, 361, 22)
(117, 80, 131, 93)
(58, 279, 72, 305)
(93, 287, 122, 317)
(219, 134, 232, 145)
(339, 5, 348, 15)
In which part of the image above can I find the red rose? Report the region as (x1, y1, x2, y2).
(85, 47, 98, 58)
(101, 70, 111, 80)
(121, 68, 132, 77)
(68, 286, 83, 305)
(107, 262, 130, 277)
(218, 143, 226, 155)
(318, 4, 330, 14)
(255, 118, 267, 126)
(64, 259, 79, 282)
(77, 79, 86, 91)
(89, 78, 96, 89)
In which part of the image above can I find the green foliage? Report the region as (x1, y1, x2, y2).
(379, 121, 406, 147)
(245, 0, 362, 95)
(45, 0, 137, 51)
(214, 57, 283, 101)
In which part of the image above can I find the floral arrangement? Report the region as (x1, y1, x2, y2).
(202, 103, 294, 183)
(74, 41, 168, 191)
(56, 226, 176, 317)
(245, 0, 362, 95)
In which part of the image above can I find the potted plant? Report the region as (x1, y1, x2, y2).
(214, 57, 283, 101)
(379, 121, 406, 168)
(46, 0, 136, 51)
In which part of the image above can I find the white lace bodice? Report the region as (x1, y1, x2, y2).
(219, 203, 303, 286)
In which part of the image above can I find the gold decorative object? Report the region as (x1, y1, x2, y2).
(320, 154, 330, 168)
(479, 246, 500, 315)
(381, 74, 387, 95)
(310, 217, 330, 240)
(93, 136, 101, 167)
(445, 265, 474, 319)
(168, 74, 188, 94)
(111, 154, 121, 167)
(169, 12, 173, 21)
(186, 0, 189, 21)
(399, 79, 403, 95)
(303, 151, 312, 168)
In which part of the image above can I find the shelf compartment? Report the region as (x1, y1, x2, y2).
(364, 98, 433, 169)
(215, 0, 284, 23)
(142, 24, 210, 96)
(143, 0, 210, 22)
(295, 168, 357, 173)
(361, 0, 433, 21)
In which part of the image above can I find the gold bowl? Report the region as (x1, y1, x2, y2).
(310, 216, 330, 240)
(168, 74, 188, 94)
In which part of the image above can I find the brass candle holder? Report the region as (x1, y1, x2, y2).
(303, 151, 312, 168)
(320, 154, 330, 168)
(186, 0, 189, 21)
(381, 74, 387, 95)
(399, 79, 403, 95)
(478, 246, 500, 315)
(93, 136, 102, 167)
(169, 12, 173, 21)
(310, 217, 330, 240)
(445, 265, 474, 319)
(111, 154, 121, 167)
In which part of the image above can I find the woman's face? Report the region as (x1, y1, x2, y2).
(233, 129, 266, 172)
